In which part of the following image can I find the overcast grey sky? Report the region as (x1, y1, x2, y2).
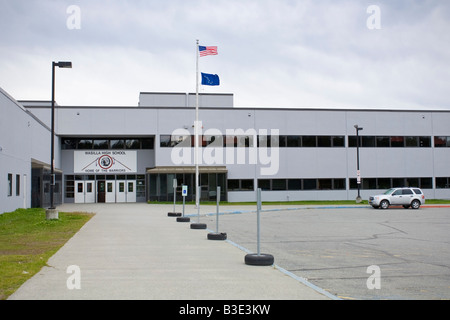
(1, 0, 449, 109)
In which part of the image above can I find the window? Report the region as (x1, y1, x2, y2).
(62, 137, 154, 150)
(405, 136, 419, 147)
(350, 177, 433, 189)
(362, 178, 377, 189)
(257, 178, 346, 191)
(436, 177, 450, 189)
(141, 138, 154, 149)
(278, 136, 287, 147)
(334, 179, 346, 190)
(111, 139, 125, 149)
(286, 136, 301, 147)
(317, 136, 331, 147)
(376, 136, 390, 147)
(377, 178, 391, 189)
(203, 135, 223, 147)
(332, 136, 345, 147)
(160, 135, 171, 147)
(240, 180, 254, 191)
(435, 136, 450, 147)
(227, 179, 240, 191)
(303, 179, 317, 190)
(420, 178, 432, 189)
(258, 179, 271, 190)
(227, 179, 254, 191)
(62, 138, 77, 149)
(362, 136, 376, 147)
(287, 179, 301, 190)
(93, 139, 109, 149)
(258, 135, 273, 148)
(419, 136, 431, 147)
(272, 179, 287, 190)
(125, 139, 140, 149)
(7, 174, 12, 196)
(318, 179, 332, 190)
(16, 174, 20, 196)
(390, 136, 404, 147)
(78, 139, 93, 149)
(302, 136, 317, 147)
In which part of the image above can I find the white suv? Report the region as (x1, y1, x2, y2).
(369, 187, 425, 209)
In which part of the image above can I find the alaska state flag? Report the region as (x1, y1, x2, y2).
(201, 73, 220, 86)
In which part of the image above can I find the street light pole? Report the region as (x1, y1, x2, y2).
(354, 124, 363, 203)
(47, 61, 72, 220)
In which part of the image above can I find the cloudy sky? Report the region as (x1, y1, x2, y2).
(1, 0, 449, 109)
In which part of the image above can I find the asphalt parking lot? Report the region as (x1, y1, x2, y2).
(204, 205, 450, 300)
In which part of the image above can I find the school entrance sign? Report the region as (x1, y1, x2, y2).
(74, 150, 137, 174)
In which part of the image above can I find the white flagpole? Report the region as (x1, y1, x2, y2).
(195, 39, 200, 215)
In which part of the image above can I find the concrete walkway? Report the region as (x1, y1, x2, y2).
(9, 203, 330, 300)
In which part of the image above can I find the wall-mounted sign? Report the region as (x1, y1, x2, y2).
(74, 150, 137, 174)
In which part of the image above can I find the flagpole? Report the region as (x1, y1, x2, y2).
(195, 39, 200, 215)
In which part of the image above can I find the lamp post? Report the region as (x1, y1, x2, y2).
(46, 61, 72, 220)
(354, 124, 363, 203)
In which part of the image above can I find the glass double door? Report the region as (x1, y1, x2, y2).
(115, 180, 136, 203)
(75, 180, 136, 203)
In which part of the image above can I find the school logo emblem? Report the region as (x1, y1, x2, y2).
(98, 155, 113, 169)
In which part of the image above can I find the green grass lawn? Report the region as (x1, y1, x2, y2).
(0, 208, 93, 300)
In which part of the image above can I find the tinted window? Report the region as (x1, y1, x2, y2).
(227, 180, 240, 191)
(402, 189, 413, 195)
(412, 188, 422, 194)
(258, 179, 271, 190)
(287, 136, 301, 147)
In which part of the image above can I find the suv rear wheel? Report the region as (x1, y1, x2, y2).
(411, 199, 421, 209)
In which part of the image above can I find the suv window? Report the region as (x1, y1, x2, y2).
(392, 189, 402, 196)
(402, 189, 413, 195)
(412, 188, 422, 194)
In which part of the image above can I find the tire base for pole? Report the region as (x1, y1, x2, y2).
(244, 253, 274, 266)
(190, 222, 207, 229)
(168, 212, 182, 217)
(207, 232, 227, 240)
(176, 216, 190, 222)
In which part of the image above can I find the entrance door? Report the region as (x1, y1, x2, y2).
(106, 181, 115, 203)
(126, 180, 136, 203)
(97, 181, 106, 203)
(85, 181, 96, 203)
(75, 181, 85, 203)
(116, 180, 126, 203)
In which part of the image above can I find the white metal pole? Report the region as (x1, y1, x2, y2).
(195, 39, 200, 217)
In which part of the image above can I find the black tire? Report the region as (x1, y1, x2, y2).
(411, 199, 421, 209)
(245, 253, 274, 266)
(168, 212, 182, 217)
(207, 232, 227, 240)
(380, 200, 390, 209)
(176, 216, 190, 222)
(190, 222, 207, 229)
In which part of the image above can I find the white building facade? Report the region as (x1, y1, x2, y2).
(1, 89, 450, 213)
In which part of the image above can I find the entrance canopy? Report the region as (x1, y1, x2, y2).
(146, 166, 228, 202)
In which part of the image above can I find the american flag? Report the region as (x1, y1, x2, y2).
(199, 46, 218, 57)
